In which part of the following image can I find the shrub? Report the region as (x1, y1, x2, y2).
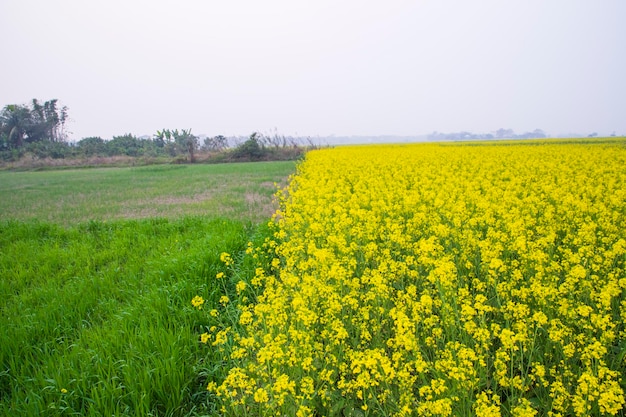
(231, 133, 267, 160)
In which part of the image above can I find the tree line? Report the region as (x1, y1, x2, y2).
(1, 99, 310, 163)
(427, 128, 547, 141)
(0, 100, 200, 161)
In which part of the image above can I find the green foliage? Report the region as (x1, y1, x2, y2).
(153, 129, 198, 161)
(106, 134, 140, 156)
(0, 136, 22, 161)
(24, 140, 76, 159)
(203, 135, 228, 151)
(231, 132, 267, 160)
(1, 110, 312, 164)
(76, 136, 106, 157)
(0, 99, 68, 149)
(0, 104, 32, 148)
(174, 129, 199, 162)
(66, 129, 199, 161)
(0, 218, 250, 416)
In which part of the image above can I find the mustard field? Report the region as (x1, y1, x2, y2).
(200, 139, 626, 416)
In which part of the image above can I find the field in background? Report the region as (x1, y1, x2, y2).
(0, 161, 296, 416)
(0, 161, 295, 225)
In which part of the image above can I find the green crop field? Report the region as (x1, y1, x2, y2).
(0, 162, 295, 225)
(0, 161, 296, 416)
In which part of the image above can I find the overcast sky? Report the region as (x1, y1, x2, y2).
(1, 1, 625, 140)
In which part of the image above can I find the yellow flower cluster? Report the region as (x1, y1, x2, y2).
(191, 295, 205, 309)
(214, 140, 626, 416)
(220, 252, 234, 267)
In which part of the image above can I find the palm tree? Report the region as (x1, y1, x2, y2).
(0, 104, 31, 148)
(0, 99, 69, 148)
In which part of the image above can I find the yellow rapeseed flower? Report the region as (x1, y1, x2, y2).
(191, 295, 204, 309)
(220, 252, 233, 266)
(208, 140, 626, 416)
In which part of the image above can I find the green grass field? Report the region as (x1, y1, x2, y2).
(0, 161, 294, 225)
(0, 161, 296, 416)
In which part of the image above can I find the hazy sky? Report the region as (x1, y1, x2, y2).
(1, 1, 625, 140)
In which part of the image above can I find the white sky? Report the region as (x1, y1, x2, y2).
(1, 1, 625, 140)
